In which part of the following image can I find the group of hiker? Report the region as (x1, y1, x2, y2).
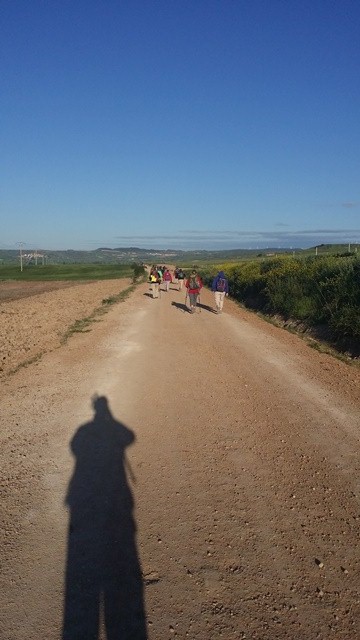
(148, 265, 229, 314)
(148, 266, 186, 294)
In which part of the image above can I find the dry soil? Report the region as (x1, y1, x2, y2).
(1, 278, 360, 639)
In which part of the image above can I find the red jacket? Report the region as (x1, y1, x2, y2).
(185, 275, 203, 293)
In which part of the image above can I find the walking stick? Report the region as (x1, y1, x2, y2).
(197, 292, 201, 313)
(185, 292, 188, 312)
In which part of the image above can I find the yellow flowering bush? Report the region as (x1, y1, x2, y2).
(201, 255, 360, 347)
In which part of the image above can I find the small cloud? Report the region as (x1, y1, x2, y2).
(342, 201, 359, 208)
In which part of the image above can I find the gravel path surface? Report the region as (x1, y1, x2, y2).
(1, 279, 360, 639)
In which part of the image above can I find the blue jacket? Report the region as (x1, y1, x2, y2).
(211, 271, 229, 293)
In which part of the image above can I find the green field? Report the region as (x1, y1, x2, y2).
(0, 263, 134, 281)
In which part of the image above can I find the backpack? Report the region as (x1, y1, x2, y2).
(216, 277, 226, 292)
(189, 275, 199, 289)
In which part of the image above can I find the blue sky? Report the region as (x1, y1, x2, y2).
(1, 0, 360, 250)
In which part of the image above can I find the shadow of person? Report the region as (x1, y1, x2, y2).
(62, 395, 147, 640)
(198, 302, 217, 313)
(171, 301, 190, 313)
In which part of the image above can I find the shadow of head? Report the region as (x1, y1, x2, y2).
(91, 394, 112, 417)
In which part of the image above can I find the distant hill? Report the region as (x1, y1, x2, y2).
(0, 244, 356, 267)
(0, 246, 293, 266)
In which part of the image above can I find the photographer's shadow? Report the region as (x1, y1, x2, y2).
(62, 395, 147, 639)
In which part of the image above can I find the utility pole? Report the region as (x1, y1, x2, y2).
(16, 242, 24, 272)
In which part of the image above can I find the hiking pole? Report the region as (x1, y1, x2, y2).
(198, 293, 201, 313)
(125, 454, 136, 485)
(185, 292, 188, 312)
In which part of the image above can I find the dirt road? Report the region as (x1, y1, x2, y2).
(1, 279, 360, 639)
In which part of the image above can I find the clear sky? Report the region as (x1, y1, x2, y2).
(1, 0, 360, 250)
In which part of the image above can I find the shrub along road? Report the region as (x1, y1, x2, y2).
(1, 279, 360, 639)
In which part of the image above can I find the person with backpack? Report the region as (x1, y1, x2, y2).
(211, 270, 229, 314)
(185, 270, 203, 313)
(163, 268, 172, 292)
(149, 267, 161, 298)
(177, 268, 185, 291)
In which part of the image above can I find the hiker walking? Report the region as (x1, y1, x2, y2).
(185, 270, 203, 314)
(149, 267, 161, 298)
(211, 270, 229, 313)
(177, 267, 185, 291)
(163, 268, 172, 292)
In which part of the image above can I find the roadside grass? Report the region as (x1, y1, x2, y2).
(306, 337, 359, 365)
(9, 351, 45, 375)
(243, 304, 360, 367)
(61, 283, 137, 343)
